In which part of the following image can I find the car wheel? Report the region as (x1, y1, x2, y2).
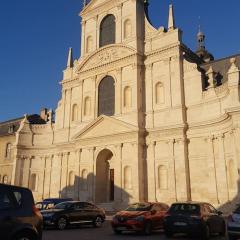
(144, 221, 152, 235)
(93, 216, 103, 228)
(202, 225, 210, 240)
(57, 217, 68, 230)
(113, 229, 122, 234)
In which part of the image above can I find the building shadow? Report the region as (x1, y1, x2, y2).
(58, 173, 133, 212)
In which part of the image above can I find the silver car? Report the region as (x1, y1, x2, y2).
(228, 206, 240, 240)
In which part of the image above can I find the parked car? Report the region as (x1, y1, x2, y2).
(0, 184, 43, 240)
(111, 202, 169, 235)
(163, 202, 226, 239)
(41, 201, 105, 230)
(227, 205, 240, 240)
(36, 198, 73, 211)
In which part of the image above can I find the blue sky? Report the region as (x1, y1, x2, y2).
(0, 0, 239, 122)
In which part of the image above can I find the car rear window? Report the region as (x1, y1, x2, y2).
(0, 190, 22, 210)
(169, 204, 200, 214)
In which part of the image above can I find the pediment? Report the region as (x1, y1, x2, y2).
(76, 44, 136, 73)
(81, 0, 121, 15)
(73, 115, 138, 140)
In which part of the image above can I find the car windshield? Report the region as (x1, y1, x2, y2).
(54, 202, 72, 210)
(125, 203, 152, 211)
(169, 204, 200, 214)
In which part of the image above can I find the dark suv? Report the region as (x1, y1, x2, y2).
(0, 184, 43, 240)
(41, 201, 105, 230)
(163, 202, 226, 239)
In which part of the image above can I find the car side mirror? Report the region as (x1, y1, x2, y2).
(151, 210, 157, 215)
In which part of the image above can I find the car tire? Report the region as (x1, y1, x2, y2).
(113, 229, 122, 235)
(14, 232, 36, 240)
(93, 216, 103, 228)
(56, 217, 68, 230)
(144, 221, 152, 235)
(202, 225, 210, 240)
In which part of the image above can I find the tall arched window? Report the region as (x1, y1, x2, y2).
(158, 166, 168, 190)
(98, 76, 115, 116)
(86, 36, 93, 53)
(69, 171, 75, 186)
(3, 175, 8, 184)
(124, 19, 132, 39)
(155, 82, 165, 104)
(124, 166, 132, 190)
(5, 143, 11, 159)
(72, 104, 78, 122)
(84, 97, 91, 117)
(29, 174, 37, 191)
(124, 86, 132, 108)
(81, 169, 88, 190)
(99, 14, 116, 47)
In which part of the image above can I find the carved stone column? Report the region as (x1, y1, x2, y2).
(217, 134, 229, 202)
(145, 63, 154, 128)
(116, 68, 122, 115)
(167, 139, 177, 201)
(89, 147, 96, 202)
(147, 141, 157, 202)
(115, 144, 123, 202)
(205, 136, 219, 204)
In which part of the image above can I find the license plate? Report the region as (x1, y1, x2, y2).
(174, 222, 187, 226)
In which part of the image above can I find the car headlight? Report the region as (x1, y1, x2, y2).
(134, 216, 145, 222)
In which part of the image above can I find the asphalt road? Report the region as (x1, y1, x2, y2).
(42, 221, 227, 240)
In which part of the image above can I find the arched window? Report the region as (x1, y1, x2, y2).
(81, 169, 88, 191)
(229, 159, 235, 189)
(124, 19, 132, 39)
(5, 143, 11, 159)
(98, 76, 115, 116)
(69, 171, 75, 186)
(84, 97, 91, 117)
(86, 36, 93, 53)
(29, 174, 38, 191)
(99, 14, 116, 47)
(124, 166, 132, 190)
(3, 175, 8, 184)
(155, 82, 165, 104)
(124, 86, 132, 108)
(158, 166, 168, 190)
(72, 104, 78, 122)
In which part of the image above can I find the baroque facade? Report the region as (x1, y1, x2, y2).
(1, 0, 240, 211)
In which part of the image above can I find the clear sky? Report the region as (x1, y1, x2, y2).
(0, 0, 239, 122)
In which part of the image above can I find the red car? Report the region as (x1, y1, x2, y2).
(111, 202, 169, 235)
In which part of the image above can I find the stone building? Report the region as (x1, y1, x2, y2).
(0, 0, 240, 211)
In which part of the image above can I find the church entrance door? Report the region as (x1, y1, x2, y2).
(95, 149, 114, 203)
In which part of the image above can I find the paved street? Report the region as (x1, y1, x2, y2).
(43, 221, 226, 240)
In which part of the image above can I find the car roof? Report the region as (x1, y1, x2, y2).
(0, 183, 31, 192)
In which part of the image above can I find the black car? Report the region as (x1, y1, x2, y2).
(41, 201, 105, 230)
(163, 202, 226, 239)
(0, 184, 43, 240)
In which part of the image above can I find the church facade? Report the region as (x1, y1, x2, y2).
(1, 0, 240, 211)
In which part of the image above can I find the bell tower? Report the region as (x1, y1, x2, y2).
(79, 0, 147, 57)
